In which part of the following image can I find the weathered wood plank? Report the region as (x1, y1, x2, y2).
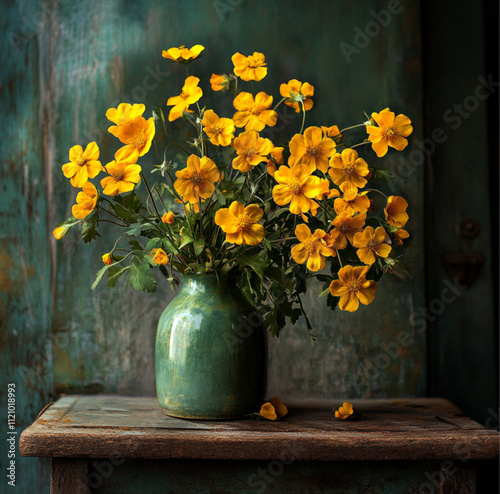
(51, 459, 89, 494)
(441, 462, 477, 494)
(22, 395, 491, 432)
(88, 459, 447, 494)
(20, 396, 499, 461)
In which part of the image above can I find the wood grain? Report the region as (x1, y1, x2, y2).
(20, 396, 499, 461)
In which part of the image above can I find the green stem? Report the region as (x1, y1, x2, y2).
(153, 185, 168, 211)
(340, 123, 367, 133)
(96, 218, 128, 227)
(231, 73, 238, 95)
(271, 237, 296, 243)
(364, 188, 388, 199)
(98, 205, 128, 226)
(272, 97, 286, 111)
(336, 249, 343, 268)
(351, 141, 371, 149)
(299, 100, 306, 134)
(110, 234, 133, 254)
(165, 141, 191, 157)
(140, 172, 161, 220)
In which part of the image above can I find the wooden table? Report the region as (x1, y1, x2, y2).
(20, 396, 499, 493)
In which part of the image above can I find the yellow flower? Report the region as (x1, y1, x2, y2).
(279, 79, 314, 113)
(232, 130, 274, 173)
(272, 164, 321, 216)
(291, 224, 335, 271)
(62, 142, 103, 188)
(113, 115, 155, 162)
(384, 195, 409, 227)
(215, 201, 265, 246)
(329, 265, 377, 312)
(366, 108, 413, 157)
(289, 126, 336, 173)
(72, 182, 98, 219)
(102, 253, 113, 265)
(210, 73, 231, 92)
(151, 248, 169, 265)
(259, 397, 288, 421)
(161, 44, 204, 63)
(52, 225, 69, 240)
(316, 178, 340, 200)
(353, 226, 392, 265)
(335, 402, 354, 420)
(202, 109, 235, 146)
(106, 103, 145, 138)
(394, 228, 410, 245)
(175, 198, 203, 214)
(266, 147, 284, 177)
(100, 154, 142, 196)
(174, 155, 220, 204)
(231, 52, 267, 81)
(269, 397, 288, 419)
(161, 211, 176, 224)
(330, 212, 366, 249)
(232, 91, 277, 131)
(321, 125, 342, 138)
(259, 403, 277, 421)
(329, 148, 370, 188)
(334, 182, 370, 215)
(166, 76, 203, 122)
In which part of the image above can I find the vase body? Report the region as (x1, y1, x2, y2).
(155, 274, 267, 420)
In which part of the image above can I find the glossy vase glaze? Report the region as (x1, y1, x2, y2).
(155, 274, 267, 420)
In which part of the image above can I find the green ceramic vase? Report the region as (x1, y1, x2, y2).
(155, 274, 267, 420)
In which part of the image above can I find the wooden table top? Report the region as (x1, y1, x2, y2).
(20, 396, 499, 462)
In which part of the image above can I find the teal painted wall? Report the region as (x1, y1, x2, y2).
(0, 0, 496, 492)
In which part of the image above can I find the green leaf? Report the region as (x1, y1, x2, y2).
(113, 203, 137, 223)
(236, 253, 269, 280)
(146, 238, 163, 251)
(106, 266, 130, 287)
(315, 274, 332, 283)
(193, 238, 205, 256)
(126, 223, 143, 236)
(114, 191, 142, 212)
(91, 265, 109, 290)
(262, 238, 272, 251)
(128, 259, 157, 293)
(318, 287, 330, 298)
(215, 189, 227, 206)
(82, 220, 100, 244)
(128, 239, 144, 251)
(179, 231, 194, 249)
(162, 238, 179, 254)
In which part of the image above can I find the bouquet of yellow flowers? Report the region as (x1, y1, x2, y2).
(53, 45, 412, 338)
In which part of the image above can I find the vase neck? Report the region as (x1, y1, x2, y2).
(181, 274, 226, 295)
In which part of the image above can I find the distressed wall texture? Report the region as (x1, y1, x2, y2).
(0, 1, 496, 493)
